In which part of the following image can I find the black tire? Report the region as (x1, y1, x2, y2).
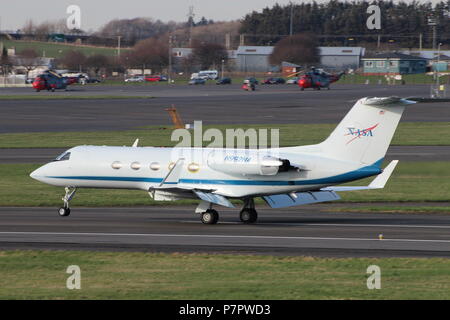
(300, 87, 304, 91)
(240, 208, 257, 223)
(58, 207, 70, 217)
(201, 209, 219, 224)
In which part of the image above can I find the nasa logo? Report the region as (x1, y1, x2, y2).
(345, 123, 379, 145)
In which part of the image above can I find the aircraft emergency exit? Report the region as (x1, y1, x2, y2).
(30, 97, 414, 224)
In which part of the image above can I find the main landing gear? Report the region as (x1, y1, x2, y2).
(240, 198, 257, 224)
(58, 187, 76, 217)
(195, 198, 258, 225)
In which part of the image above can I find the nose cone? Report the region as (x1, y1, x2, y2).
(30, 166, 46, 182)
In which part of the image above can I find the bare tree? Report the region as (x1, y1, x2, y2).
(15, 49, 40, 79)
(191, 41, 228, 70)
(61, 50, 87, 71)
(127, 37, 169, 73)
(269, 33, 320, 67)
(85, 54, 111, 76)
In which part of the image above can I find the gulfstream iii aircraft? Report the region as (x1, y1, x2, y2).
(30, 97, 413, 224)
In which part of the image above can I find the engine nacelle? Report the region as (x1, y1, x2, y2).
(207, 150, 285, 176)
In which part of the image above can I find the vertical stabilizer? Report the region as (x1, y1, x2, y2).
(319, 97, 414, 166)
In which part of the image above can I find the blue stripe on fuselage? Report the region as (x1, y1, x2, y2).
(47, 162, 382, 186)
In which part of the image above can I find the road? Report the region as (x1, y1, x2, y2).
(0, 84, 449, 133)
(1, 206, 449, 258)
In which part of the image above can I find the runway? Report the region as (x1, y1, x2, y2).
(1, 206, 449, 258)
(2, 145, 450, 163)
(0, 84, 449, 133)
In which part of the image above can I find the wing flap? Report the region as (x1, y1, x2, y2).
(194, 190, 235, 208)
(263, 191, 340, 208)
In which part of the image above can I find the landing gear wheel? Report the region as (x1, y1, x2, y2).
(240, 208, 258, 224)
(201, 209, 219, 225)
(58, 207, 71, 217)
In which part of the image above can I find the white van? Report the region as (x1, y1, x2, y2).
(191, 70, 219, 80)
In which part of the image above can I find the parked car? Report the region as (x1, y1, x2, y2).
(216, 77, 232, 85)
(87, 78, 102, 83)
(244, 77, 259, 85)
(286, 77, 299, 84)
(262, 77, 286, 84)
(191, 70, 219, 80)
(125, 76, 144, 83)
(145, 75, 162, 82)
(189, 78, 206, 85)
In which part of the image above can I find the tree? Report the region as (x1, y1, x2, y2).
(126, 37, 169, 73)
(1, 46, 12, 75)
(85, 54, 111, 75)
(269, 33, 320, 67)
(191, 41, 228, 70)
(97, 18, 180, 46)
(61, 50, 87, 71)
(16, 48, 40, 79)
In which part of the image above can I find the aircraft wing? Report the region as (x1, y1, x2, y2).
(321, 160, 398, 192)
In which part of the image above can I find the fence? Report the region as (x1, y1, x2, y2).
(0, 75, 31, 87)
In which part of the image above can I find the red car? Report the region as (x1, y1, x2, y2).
(145, 75, 168, 82)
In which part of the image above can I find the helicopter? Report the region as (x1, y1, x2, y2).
(297, 67, 344, 91)
(32, 70, 77, 92)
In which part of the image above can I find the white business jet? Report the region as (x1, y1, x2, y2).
(30, 97, 413, 224)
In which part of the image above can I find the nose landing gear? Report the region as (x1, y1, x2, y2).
(58, 187, 76, 217)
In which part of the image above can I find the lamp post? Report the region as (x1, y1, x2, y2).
(436, 42, 442, 86)
(221, 59, 225, 79)
(168, 35, 173, 84)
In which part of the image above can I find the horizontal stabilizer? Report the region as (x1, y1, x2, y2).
(263, 191, 340, 209)
(194, 190, 235, 208)
(362, 97, 416, 106)
(322, 160, 398, 191)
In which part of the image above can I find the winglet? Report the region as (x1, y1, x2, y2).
(132, 139, 139, 147)
(368, 160, 399, 189)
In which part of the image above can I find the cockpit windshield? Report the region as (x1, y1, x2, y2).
(54, 152, 71, 161)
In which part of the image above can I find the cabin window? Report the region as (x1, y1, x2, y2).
(131, 162, 141, 170)
(188, 163, 200, 173)
(111, 161, 122, 169)
(364, 61, 373, 68)
(54, 152, 71, 161)
(376, 61, 385, 68)
(150, 162, 160, 171)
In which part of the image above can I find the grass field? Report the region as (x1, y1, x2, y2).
(1, 250, 449, 299)
(0, 161, 449, 207)
(1, 122, 450, 149)
(2, 39, 124, 58)
(339, 73, 450, 85)
(335, 205, 450, 214)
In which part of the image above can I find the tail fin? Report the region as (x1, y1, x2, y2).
(320, 97, 415, 166)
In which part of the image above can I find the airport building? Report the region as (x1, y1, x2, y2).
(361, 52, 427, 75)
(235, 46, 365, 72)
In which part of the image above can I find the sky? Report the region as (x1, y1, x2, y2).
(0, 0, 444, 32)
